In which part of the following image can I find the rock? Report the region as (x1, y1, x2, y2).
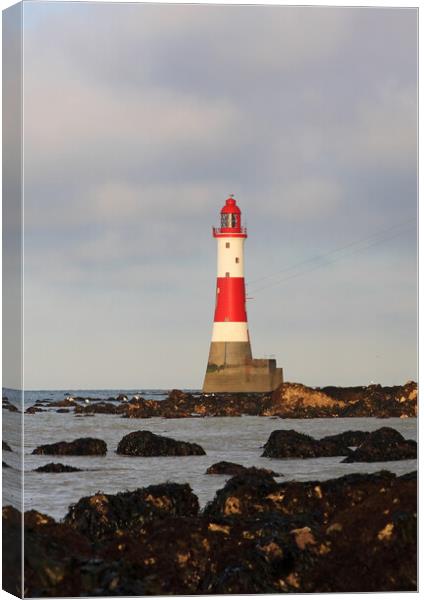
(206, 461, 281, 477)
(74, 402, 119, 415)
(3, 461, 11, 468)
(7, 470, 417, 596)
(320, 430, 370, 447)
(342, 427, 417, 463)
(116, 430, 206, 457)
(65, 482, 199, 539)
(3, 441, 12, 452)
(32, 437, 107, 456)
(34, 463, 82, 473)
(56, 408, 70, 413)
(47, 398, 78, 407)
(204, 469, 398, 523)
(265, 383, 340, 418)
(117, 382, 418, 419)
(262, 429, 349, 458)
(305, 472, 417, 592)
(26, 406, 45, 414)
(2, 398, 19, 412)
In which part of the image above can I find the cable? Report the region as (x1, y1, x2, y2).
(247, 217, 415, 288)
(248, 223, 415, 295)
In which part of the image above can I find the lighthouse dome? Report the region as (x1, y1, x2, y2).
(221, 196, 241, 215)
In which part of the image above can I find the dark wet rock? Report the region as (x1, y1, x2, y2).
(322, 381, 418, 419)
(204, 470, 398, 522)
(8, 470, 417, 596)
(32, 437, 107, 456)
(342, 427, 417, 463)
(118, 381, 417, 419)
(97, 512, 305, 595)
(74, 402, 120, 415)
(47, 398, 78, 408)
(2, 506, 23, 596)
(26, 405, 45, 414)
(56, 408, 70, 413)
(399, 470, 417, 481)
(305, 473, 417, 592)
(2, 397, 19, 412)
(262, 429, 349, 458)
(65, 482, 199, 539)
(206, 461, 281, 477)
(18, 508, 93, 597)
(320, 430, 370, 447)
(116, 430, 206, 457)
(3, 461, 11, 468)
(3, 441, 12, 452)
(34, 463, 82, 473)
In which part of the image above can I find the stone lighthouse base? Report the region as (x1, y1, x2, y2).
(202, 342, 283, 393)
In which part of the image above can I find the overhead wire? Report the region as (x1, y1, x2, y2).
(248, 217, 415, 287)
(247, 220, 415, 296)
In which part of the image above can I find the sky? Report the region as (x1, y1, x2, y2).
(19, 2, 417, 390)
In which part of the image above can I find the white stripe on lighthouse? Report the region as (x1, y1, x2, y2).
(211, 321, 250, 342)
(217, 237, 245, 278)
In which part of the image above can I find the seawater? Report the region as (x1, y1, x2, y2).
(2, 389, 418, 521)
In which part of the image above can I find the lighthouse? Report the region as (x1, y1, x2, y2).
(203, 196, 283, 393)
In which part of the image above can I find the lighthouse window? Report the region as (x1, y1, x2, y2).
(225, 242, 230, 248)
(225, 272, 230, 277)
(235, 257, 239, 263)
(221, 213, 238, 228)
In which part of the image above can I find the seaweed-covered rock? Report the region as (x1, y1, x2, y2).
(305, 473, 417, 592)
(34, 463, 82, 473)
(65, 482, 199, 539)
(205, 470, 398, 523)
(206, 461, 281, 477)
(32, 437, 107, 456)
(8, 470, 417, 596)
(342, 427, 417, 463)
(262, 429, 349, 458)
(2, 397, 19, 412)
(56, 408, 70, 414)
(3, 441, 12, 452)
(46, 398, 78, 408)
(74, 402, 119, 415)
(26, 406, 45, 414)
(116, 430, 206, 456)
(320, 430, 370, 447)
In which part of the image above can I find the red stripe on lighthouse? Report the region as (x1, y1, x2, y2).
(214, 277, 247, 322)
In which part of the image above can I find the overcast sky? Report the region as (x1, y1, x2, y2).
(21, 2, 417, 390)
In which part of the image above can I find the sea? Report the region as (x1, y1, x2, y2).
(2, 388, 418, 521)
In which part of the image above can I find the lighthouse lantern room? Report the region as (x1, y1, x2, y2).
(203, 196, 283, 393)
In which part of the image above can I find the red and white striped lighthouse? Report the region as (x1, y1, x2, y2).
(203, 196, 283, 393)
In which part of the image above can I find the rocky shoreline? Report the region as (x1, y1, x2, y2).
(3, 469, 417, 595)
(16, 380, 418, 419)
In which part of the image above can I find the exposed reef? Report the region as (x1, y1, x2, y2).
(34, 463, 83, 473)
(32, 438, 107, 456)
(261, 429, 349, 458)
(116, 381, 417, 419)
(262, 427, 416, 462)
(206, 461, 281, 477)
(342, 427, 417, 463)
(116, 430, 206, 457)
(26, 381, 417, 419)
(3, 470, 416, 596)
